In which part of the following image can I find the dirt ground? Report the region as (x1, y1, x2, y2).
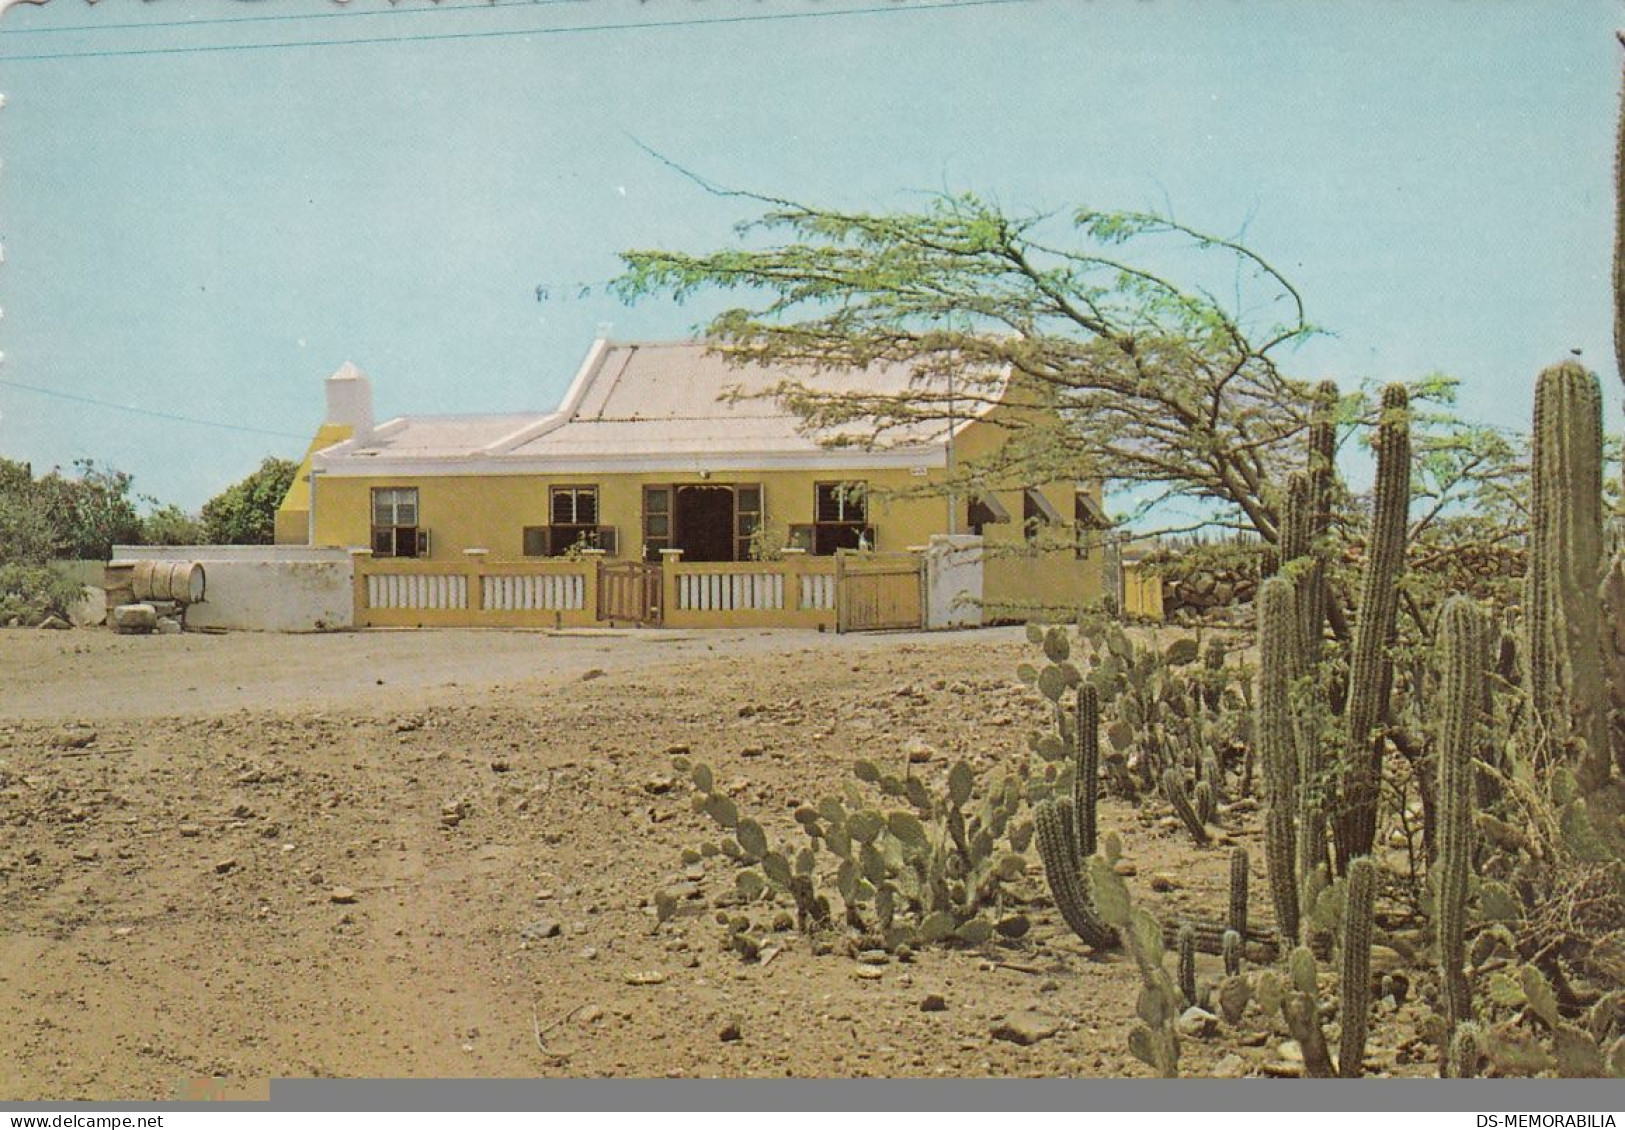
(1, 625, 1436, 1098)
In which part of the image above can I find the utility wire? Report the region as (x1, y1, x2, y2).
(6, 0, 588, 36)
(0, 0, 1027, 63)
(0, 377, 311, 441)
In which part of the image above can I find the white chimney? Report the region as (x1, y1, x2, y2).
(325, 361, 374, 441)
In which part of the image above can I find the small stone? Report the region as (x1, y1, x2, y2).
(717, 1020, 742, 1042)
(623, 970, 667, 985)
(520, 918, 561, 940)
(1176, 1006, 1219, 1039)
(740, 745, 765, 758)
(72, 847, 99, 862)
(990, 1010, 1063, 1046)
(920, 994, 948, 1013)
(37, 615, 71, 631)
(328, 886, 357, 904)
(854, 966, 884, 981)
(643, 775, 676, 795)
(664, 744, 691, 756)
(1112, 861, 1138, 877)
(1149, 873, 1180, 892)
(1277, 1040, 1304, 1063)
(857, 949, 890, 965)
(665, 881, 701, 902)
(579, 945, 597, 960)
(111, 603, 157, 634)
(156, 618, 183, 635)
(177, 824, 203, 838)
(49, 727, 97, 750)
(905, 740, 935, 764)
(1212, 1053, 1248, 1079)
(576, 1005, 604, 1024)
(580, 668, 606, 681)
(213, 858, 237, 874)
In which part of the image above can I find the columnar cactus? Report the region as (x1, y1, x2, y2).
(1073, 683, 1100, 859)
(1222, 928, 1243, 977)
(1338, 856, 1377, 1078)
(1228, 847, 1249, 941)
(1257, 575, 1301, 944)
(1337, 383, 1410, 870)
(1163, 767, 1211, 845)
(1034, 795, 1115, 949)
(1450, 1021, 1485, 1080)
(1305, 380, 1341, 665)
(1526, 362, 1611, 790)
(1436, 595, 1485, 1052)
(1177, 924, 1197, 1007)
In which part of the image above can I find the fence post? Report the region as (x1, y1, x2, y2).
(658, 548, 683, 623)
(463, 548, 488, 616)
(782, 548, 807, 611)
(834, 550, 847, 633)
(348, 547, 374, 627)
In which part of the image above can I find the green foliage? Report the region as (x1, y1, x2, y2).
(615, 189, 1321, 540)
(1089, 856, 1182, 1077)
(671, 750, 1031, 959)
(1020, 615, 1248, 802)
(201, 457, 298, 545)
(1, 456, 143, 561)
(141, 504, 206, 546)
(0, 562, 85, 625)
(0, 457, 151, 623)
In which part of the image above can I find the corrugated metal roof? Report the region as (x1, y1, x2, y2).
(511, 341, 989, 458)
(322, 339, 999, 470)
(347, 413, 545, 459)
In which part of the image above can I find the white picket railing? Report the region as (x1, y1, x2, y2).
(482, 572, 586, 612)
(676, 570, 785, 612)
(366, 572, 468, 610)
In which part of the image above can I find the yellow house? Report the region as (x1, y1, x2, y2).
(276, 338, 1107, 628)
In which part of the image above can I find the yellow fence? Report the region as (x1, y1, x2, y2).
(352, 553, 847, 630)
(663, 556, 838, 630)
(353, 556, 599, 629)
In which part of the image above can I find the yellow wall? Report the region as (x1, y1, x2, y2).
(303, 388, 1104, 617)
(310, 466, 959, 560)
(275, 423, 354, 545)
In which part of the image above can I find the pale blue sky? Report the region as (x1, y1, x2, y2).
(0, 0, 1619, 511)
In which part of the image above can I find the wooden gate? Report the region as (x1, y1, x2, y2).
(835, 551, 924, 633)
(598, 561, 663, 626)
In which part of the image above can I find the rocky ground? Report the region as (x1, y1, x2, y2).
(0, 625, 1439, 1099)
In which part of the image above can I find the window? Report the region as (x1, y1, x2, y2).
(735, 484, 762, 561)
(809, 481, 873, 554)
(539, 485, 611, 556)
(1023, 487, 1061, 544)
(371, 487, 421, 558)
(642, 486, 671, 561)
(967, 492, 1010, 536)
(1074, 490, 1111, 558)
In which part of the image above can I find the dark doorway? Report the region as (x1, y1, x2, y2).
(674, 485, 736, 562)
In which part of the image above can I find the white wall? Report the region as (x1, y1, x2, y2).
(111, 546, 354, 632)
(922, 534, 984, 629)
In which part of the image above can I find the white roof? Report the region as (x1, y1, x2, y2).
(314, 339, 1003, 476)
